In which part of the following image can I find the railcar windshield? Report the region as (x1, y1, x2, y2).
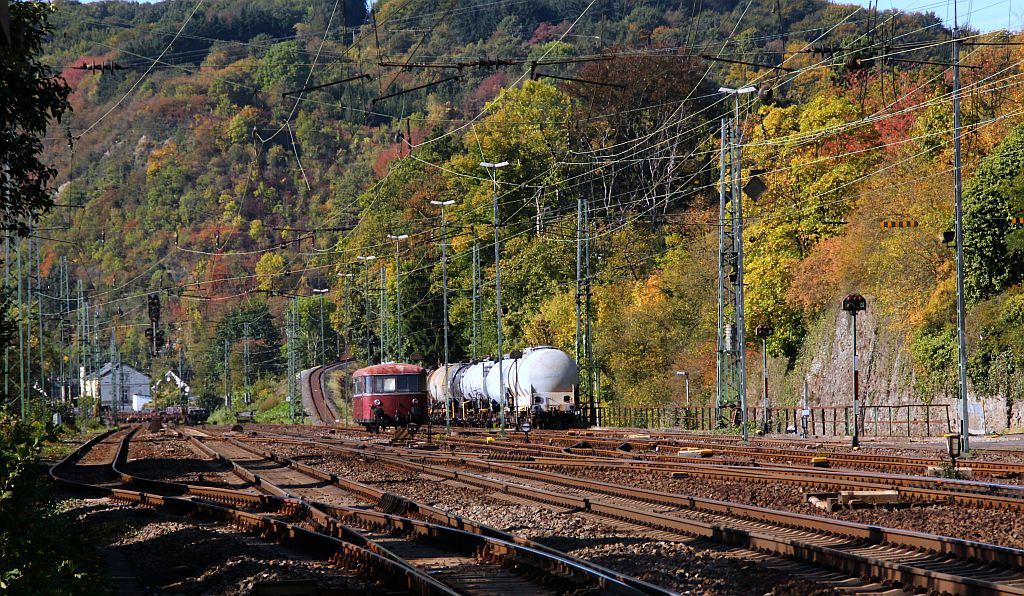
(371, 374, 424, 393)
(354, 373, 425, 395)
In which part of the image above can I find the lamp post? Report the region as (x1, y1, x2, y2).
(480, 160, 509, 434)
(356, 256, 377, 363)
(429, 200, 456, 433)
(842, 294, 867, 448)
(337, 273, 354, 360)
(718, 85, 756, 443)
(386, 234, 409, 361)
(675, 371, 689, 430)
(755, 324, 774, 435)
(674, 371, 689, 406)
(312, 287, 329, 365)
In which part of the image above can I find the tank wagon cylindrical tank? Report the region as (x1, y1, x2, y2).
(429, 346, 581, 428)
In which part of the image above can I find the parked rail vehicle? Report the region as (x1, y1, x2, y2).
(164, 405, 210, 424)
(426, 346, 582, 429)
(351, 363, 429, 431)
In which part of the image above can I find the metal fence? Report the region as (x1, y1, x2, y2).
(593, 403, 952, 437)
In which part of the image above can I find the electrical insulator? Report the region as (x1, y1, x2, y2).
(844, 55, 872, 71)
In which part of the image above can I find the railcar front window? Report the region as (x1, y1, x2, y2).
(396, 374, 424, 392)
(368, 374, 424, 393)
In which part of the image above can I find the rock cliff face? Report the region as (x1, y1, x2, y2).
(781, 307, 1000, 435)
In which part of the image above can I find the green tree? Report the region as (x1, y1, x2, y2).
(1, 2, 71, 236)
(963, 123, 1024, 302)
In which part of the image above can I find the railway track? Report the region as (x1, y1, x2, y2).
(516, 429, 1024, 479)
(307, 361, 354, 425)
(183, 427, 663, 595)
(52, 424, 661, 595)
(423, 434, 1024, 510)
(249, 428, 1024, 595)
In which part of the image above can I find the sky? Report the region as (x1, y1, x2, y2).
(849, 0, 1021, 32)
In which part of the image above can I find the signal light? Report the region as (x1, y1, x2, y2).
(842, 293, 867, 313)
(880, 220, 918, 229)
(147, 293, 161, 323)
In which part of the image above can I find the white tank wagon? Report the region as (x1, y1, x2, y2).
(506, 346, 579, 414)
(460, 360, 493, 403)
(431, 346, 582, 428)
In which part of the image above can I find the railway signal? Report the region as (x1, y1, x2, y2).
(879, 220, 919, 229)
(842, 294, 867, 448)
(945, 433, 962, 470)
(147, 293, 163, 356)
(518, 418, 532, 443)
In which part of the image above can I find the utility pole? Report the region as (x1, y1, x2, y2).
(952, 2, 970, 452)
(37, 236, 44, 410)
(430, 200, 456, 431)
(26, 234, 32, 418)
(575, 193, 584, 411)
(312, 287, 329, 364)
(77, 279, 84, 421)
(109, 330, 118, 425)
(717, 86, 756, 442)
(17, 236, 25, 419)
(583, 198, 595, 425)
(379, 267, 387, 361)
(287, 301, 297, 421)
(387, 234, 408, 360)
(178, 342, 186, 409)
(471, 243, 480, 360)
(223, 339, 231, 412)
(356, 255, 376, 363)
(242, 321, 251, 405)
(4, 229, 9, 402)
(480, 160, 509, 433)
(716, 119, 728, 427)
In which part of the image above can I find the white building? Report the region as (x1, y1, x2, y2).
(83, 362, 152, 411)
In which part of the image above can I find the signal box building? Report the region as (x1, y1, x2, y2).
(83, 362, 152, 412)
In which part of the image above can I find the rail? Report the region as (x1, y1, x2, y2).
(594, 404, 953, 437)
(258, 431, 1024, 595)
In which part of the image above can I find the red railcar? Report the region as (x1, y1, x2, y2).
(352, 363, 428, 431)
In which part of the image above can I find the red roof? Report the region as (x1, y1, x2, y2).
(352, 363, 425, 377)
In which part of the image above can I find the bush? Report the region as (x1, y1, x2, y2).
(0, 414, 103, 594)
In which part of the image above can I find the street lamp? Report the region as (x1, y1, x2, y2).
(674, 371, 689, 406)
(429, 200, 456, 433)
(842, 294, 867, 448)
(356, 256, 377, 363)
(480, 161, 509, 433)
(386, 234, 409, 360)
(675, 371, 689, 430)
(337, 273, 354, 360)
(312, 288, 329, 365)
(755, 324, 774, 435)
